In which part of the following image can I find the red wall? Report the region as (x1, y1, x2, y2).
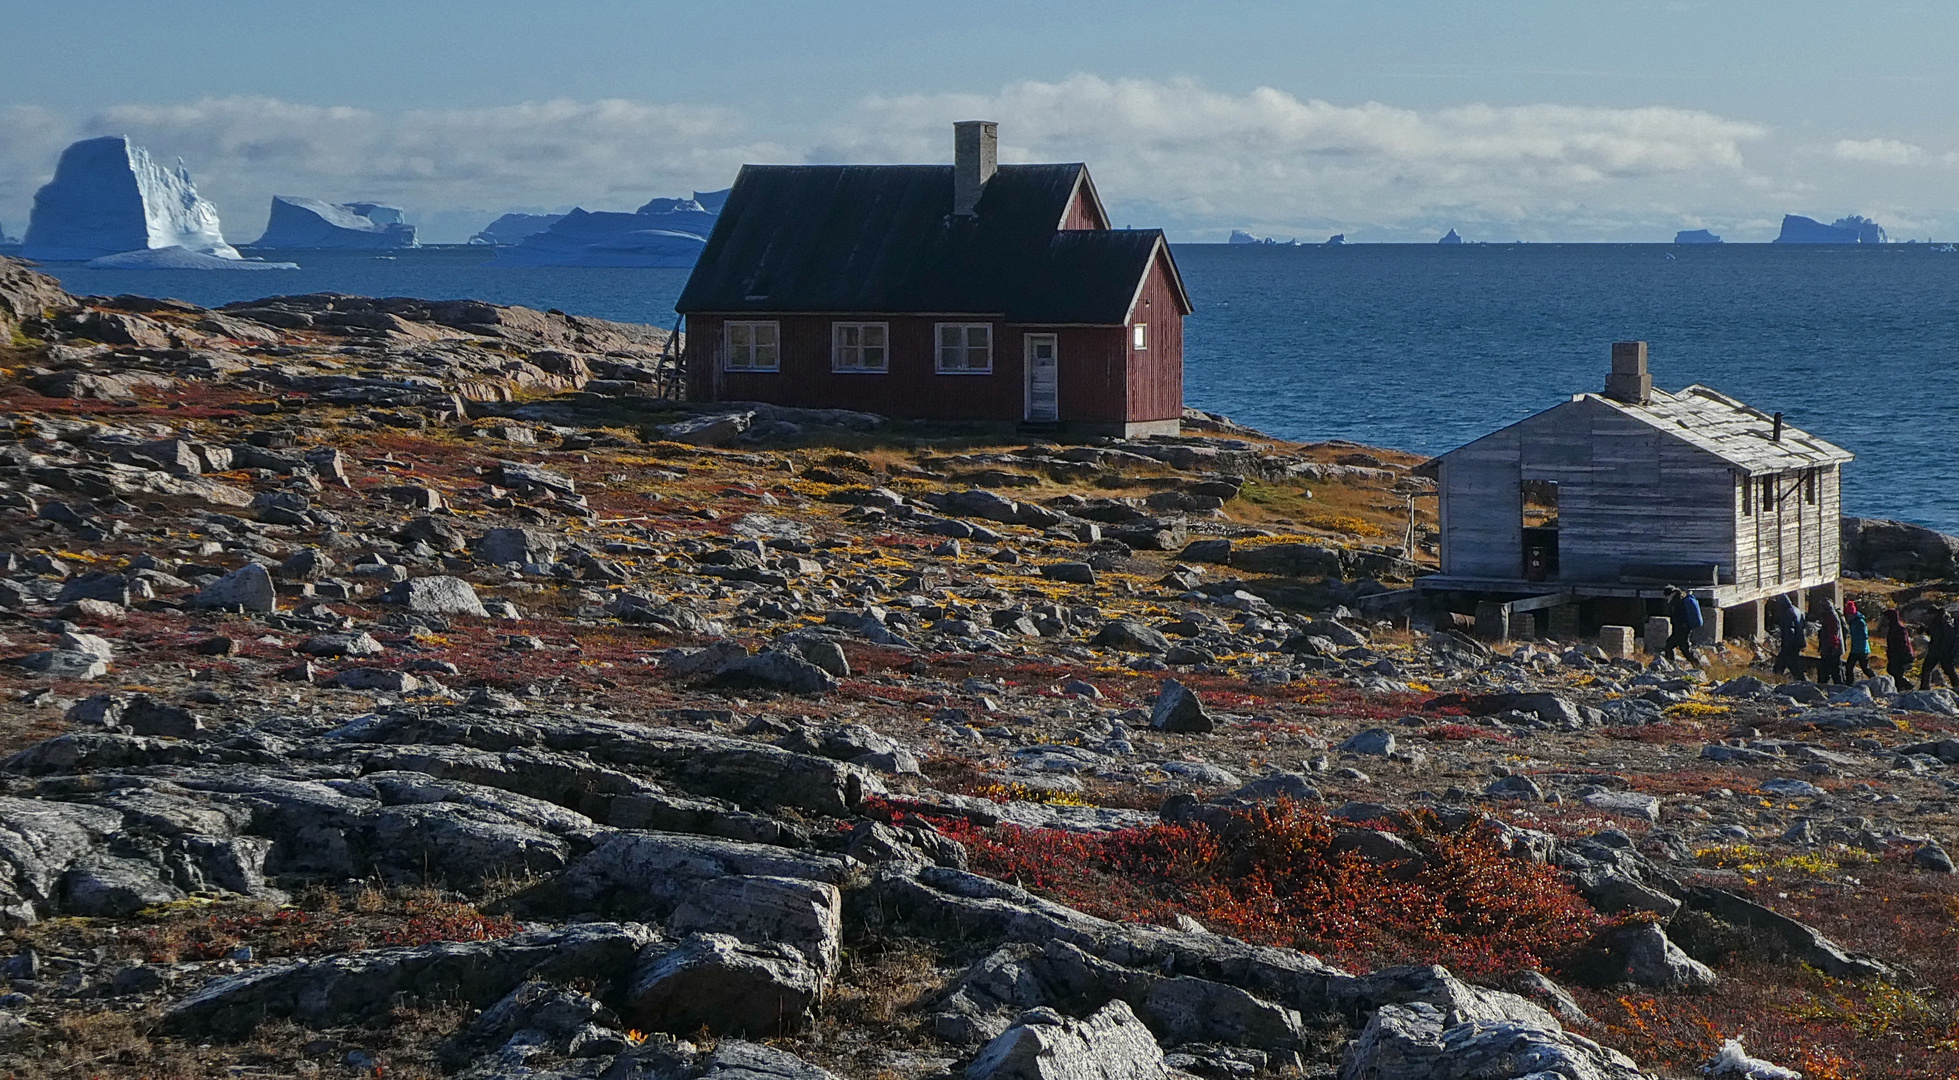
(1060, 185, 1109, 231)
(685, 314, 1134, 424)
(1124, 249, 1185, 422)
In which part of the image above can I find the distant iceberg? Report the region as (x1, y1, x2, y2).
(23, 136, 240, 261)
(1324, 234, 1345, 246)
(85, 246, 298, 270)
(492, 187, 729, 267)
(470, 212, 566, 245)
(251, 196, 417, 248)
(1774, 214, 1886, 244)
(1227, 229, 1296, 246)
(1675, 229, 1722, 244)
(1437, 228, 1463, 245)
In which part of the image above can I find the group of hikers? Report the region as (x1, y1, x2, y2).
(1657, 585, 1958, 689)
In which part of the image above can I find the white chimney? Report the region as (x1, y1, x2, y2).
(953, 120, 998, 217)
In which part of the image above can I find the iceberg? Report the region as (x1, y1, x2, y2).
(1324, 234, 1345, 246)
(1674, 229, 1722, 244)
(469, 212, 566, 245)
(1226, 229, 1296, 246)
(84, 246, 297, 270)
(1437, 228, 1463, 244)
(23, 136, 240, 261)
(251, 196, 417, 248)
(1774, 214, 1886, 244)
(492, 189, 727, 267)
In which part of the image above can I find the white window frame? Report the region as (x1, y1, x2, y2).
(1132, 322, 1149, 351)
(935, 322, 994, 374)
(831, 321, 889, 373)
(725, 320, 779, 372)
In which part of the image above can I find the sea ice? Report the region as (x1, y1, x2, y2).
(84, 247, 298, 271)
(252, 196, 418, 248)
(23, 136, 240, 261)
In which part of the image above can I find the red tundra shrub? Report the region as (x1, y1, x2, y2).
(934, 800, 1604, 977)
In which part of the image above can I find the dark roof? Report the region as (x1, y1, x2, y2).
(676, 164, 1190, 323)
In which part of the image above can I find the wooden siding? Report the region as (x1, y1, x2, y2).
(685, 313, 1130, 423)
(1123, 247, 1185, 423)
(1733, 463, 1838, 590)
(1439, 397, 1749, 584)
(1060, 183, 1110, 230)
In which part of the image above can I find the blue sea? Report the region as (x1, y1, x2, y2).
(35, 243, 1959, 534)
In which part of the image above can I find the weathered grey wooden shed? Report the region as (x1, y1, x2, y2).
(1415, 342, 1853, 639)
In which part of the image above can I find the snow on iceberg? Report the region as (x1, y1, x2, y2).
(251, 196, 418, 249)
(84, 246, 298, 270)
(470, 212, 566, 245)
(23, 136, 240, 261)
(492, 188, 729, 267)
(494, 209, 706, 267)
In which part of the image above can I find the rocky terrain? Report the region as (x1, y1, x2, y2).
(0, 255, 1957, 1079)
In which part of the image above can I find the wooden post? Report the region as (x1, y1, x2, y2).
(1725, 599, 1764, 643)
(1644, 616, 1672, 656)
(1475, 601, 1511, 643)
(1548, 604, 1580, 642)
(1692, 605, 1724, 647)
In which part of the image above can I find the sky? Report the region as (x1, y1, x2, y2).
(3, 0, 1957, 243)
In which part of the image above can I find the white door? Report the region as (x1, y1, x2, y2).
(1024, 334, 1058, 421)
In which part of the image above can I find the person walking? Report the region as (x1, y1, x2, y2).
(1662, 586, 1703, 666)
(1843, 600, 1875, 682)
(1773, 597, 1809, 681)
(1886, 607, 1917, 690)
(1922, 606, 1959, 690)
(1815, 600, 1844, 686)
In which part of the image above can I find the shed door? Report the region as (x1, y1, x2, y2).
(1024, 334, 1058, 421)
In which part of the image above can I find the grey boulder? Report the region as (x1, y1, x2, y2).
(1150, 679, 1215, 733)
(195, 564, 277, 612)
(625, 932, 824, 1036)
(387, 575, 490, 617)
(967, 999, 1168, 1080)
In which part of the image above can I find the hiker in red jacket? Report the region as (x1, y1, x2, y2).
(1887, 608, 1917, 690)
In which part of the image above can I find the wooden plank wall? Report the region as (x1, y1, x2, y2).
(1123, 249, 1185, 423)
(1733, 463, 1840, 591)
(1557, 402, 1737, 581)
(1439, 427, 1524, 576)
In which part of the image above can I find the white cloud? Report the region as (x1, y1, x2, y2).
(1833, 138, 1924, 165)
(0, 79, 1951, 242)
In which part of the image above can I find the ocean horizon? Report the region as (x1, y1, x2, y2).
(26, 241, 1959, 535)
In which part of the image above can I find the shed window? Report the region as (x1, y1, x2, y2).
(725, 321, 779, 372)
(1132, 323, 1148, 350)
(1760, 475, 1775, 511)
(1804, 469, 1818, 505)
(831, 322, 888, 372)
(936, 323, 993, 373)
(1740, 474, 1752, 516)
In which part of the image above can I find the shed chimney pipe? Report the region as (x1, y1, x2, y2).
(1604, 340, 1651, 405)
(1772, 412, 1783, 442)
(953, 121, 998, 217)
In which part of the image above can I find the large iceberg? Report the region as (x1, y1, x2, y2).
(1675, 229, 1722, 244)
(1774, 214, 1886, 244)
(470, 212, 565, 245)
(492, 187, 730, 267)
(23, 136, 240, 261)
(84, 246, 297, 270)
(1437, 228, 1463, 244)
(251, 196, 417, 248)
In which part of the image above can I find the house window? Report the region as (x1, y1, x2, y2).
(1132, 323, 1148, 350)
(936, 323, 993, 373)
(726, 321, 779, 372)
(1740, 474, 1752, 516)
(832, 322, 888, 372)
(1804, 469, 1818, 505)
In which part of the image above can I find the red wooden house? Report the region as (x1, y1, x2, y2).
(676, 122, 1192, 436)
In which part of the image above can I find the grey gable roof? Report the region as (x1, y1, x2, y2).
(1432, 383, 1852, 473)
(675, 163, 1190, 323)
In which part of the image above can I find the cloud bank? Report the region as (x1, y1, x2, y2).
(0, 77, 1949, 243)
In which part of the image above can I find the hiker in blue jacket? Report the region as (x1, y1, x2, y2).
(1663, 585, 1703, 666)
